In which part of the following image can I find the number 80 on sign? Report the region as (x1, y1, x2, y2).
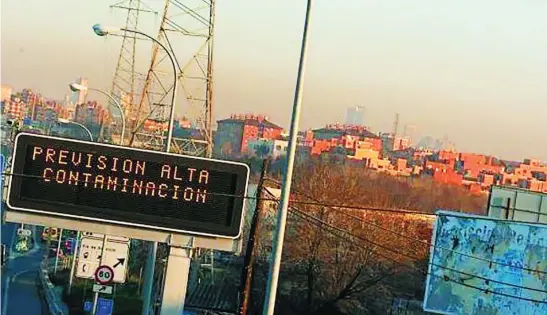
(95, 265, 114, 285)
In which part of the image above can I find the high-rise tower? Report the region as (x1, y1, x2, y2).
(345, 105, 365, 126)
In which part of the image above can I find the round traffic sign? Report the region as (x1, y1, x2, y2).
(94, 265, 114, 285)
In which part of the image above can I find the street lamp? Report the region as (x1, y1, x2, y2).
(58, 118, 94, 142)
(69, 83, 125, 145)
(262, 1, 313, 315)
(93, 22, 177, 315)
(92, 23, 178, 153)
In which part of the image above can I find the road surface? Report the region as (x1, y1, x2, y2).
(2, 222, 45, 315)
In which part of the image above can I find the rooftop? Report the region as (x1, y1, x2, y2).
(217, 113, 283, 130)
(313, 124, 379, 139)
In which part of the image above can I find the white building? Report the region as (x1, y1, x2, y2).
(248, 139, 289, 160)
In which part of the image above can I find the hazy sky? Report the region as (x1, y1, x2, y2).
(2, 0, 547, 161)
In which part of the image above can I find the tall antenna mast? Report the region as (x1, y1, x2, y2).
(128, 0, 216, 157)
(392, 112, 399, 137)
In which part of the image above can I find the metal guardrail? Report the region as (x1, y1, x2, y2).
(39, 260, 69, 315)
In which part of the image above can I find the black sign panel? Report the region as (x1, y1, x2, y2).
(7, 133, 250, 238)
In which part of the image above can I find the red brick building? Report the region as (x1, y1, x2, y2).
(308, 124, 381, 156)
(214, 114, 283, 156)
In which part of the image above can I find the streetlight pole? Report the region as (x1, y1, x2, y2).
(93, 24, 179, 315)
(262, 1, 313, 315)
(92, 24, 178, 152)
(70, 84, 126, 145)
(58, 119, 94, 142)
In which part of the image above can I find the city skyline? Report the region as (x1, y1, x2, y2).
(2, 0, 547, 161)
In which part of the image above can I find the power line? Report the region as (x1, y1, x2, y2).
(283, 202, 547, 302)
(263, 189, 547, 295)
(1, 171, 433, 215)
(487, 205, 547, 217)
(4, 170, 547, 276)
(271, 181, 547, 276)
(264, 177, 437, 216)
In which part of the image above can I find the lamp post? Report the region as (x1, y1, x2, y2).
(69, 83, 126, 145)
(93, 23, 179, 315)
(58, 118, 94, 142)
(262, 1, 313, 315)
(92, 23, 178, 152)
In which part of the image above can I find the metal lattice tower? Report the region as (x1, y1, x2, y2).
(128, 0, 215, 157)
(109, 0, 157, 145)
(392, 112, 399, 138)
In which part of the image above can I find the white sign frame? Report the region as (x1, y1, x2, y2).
(76, 236, 130, 283)
(5, 210, 242, 253)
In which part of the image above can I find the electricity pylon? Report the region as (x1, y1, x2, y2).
(109, 0, 157, 145)
(128, 0, 215, 157)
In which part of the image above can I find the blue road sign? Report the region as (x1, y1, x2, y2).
(23, 117, 31, 126)
(65, 238, 76, 255)
(96, 298, 114, 315)
(83, 301, 93, 312)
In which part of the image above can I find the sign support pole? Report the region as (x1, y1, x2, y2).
(92, 235, 108, 315)
(159, 245, 192, 315)
(54, 228, 64, 274)
(141, 242, 157, 315)
(68, 231, 81, 295)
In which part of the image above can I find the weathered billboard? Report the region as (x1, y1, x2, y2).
(487, 185, 547, 224)
(423, 210, 547, 315)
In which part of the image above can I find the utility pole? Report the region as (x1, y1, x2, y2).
(239, 159, 270, 315)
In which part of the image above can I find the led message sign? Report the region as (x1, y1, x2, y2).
(7, 133, 250, 238)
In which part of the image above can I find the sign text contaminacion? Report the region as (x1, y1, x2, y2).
(32, 146, 211, 203)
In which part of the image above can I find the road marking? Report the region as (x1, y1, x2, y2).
(2, 269, 34, 315)
(1, 276, 10, 315)
(2, 226, 17, 315)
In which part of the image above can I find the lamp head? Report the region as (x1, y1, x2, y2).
(92, 24, 121, 36)
(69, 83, 87, 92)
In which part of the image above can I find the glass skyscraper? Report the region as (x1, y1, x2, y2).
(345, 105, 365, 126)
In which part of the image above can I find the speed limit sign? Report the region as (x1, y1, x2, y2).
(94, 265, 114, 285)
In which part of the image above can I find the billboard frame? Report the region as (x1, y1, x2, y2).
(423, 209, 547, 315)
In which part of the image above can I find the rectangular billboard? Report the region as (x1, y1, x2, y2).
(487, 185, 547, 224)
(7, 133, 250, 238)
(423, 210, 547, 315)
